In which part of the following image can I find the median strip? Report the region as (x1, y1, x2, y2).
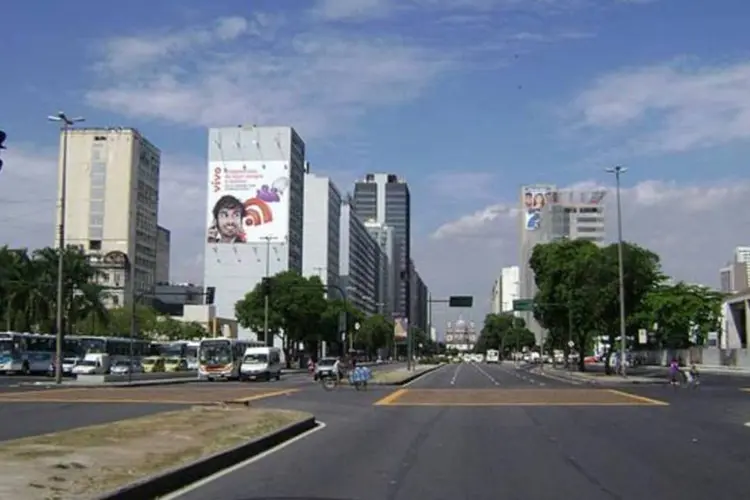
(0, 406, 314, 499)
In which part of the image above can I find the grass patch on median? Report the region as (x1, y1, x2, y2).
(0, 406, 311, 500)
(370, 365, 439, 385)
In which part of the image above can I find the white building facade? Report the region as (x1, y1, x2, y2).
(501, 266, 520, 315)
(56, 128, 162, 307)
(302, 173, 342, 292)
(203, 125, 306, 340)
(339, 200, 382, 315)
(364, 220, 397, 317)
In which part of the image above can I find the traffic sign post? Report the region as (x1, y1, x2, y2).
(512, 299, 534, 312)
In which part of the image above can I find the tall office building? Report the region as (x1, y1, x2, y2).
(340, 199, 385, 315)
(353, 173, 411, 319)
(204, 125, 306, 340)
(155, 225, 171, 284)
(56, 128, 163, 306)
(501, 266, 520, 315)
(719, 246, 750, 293)
(302, 172, 342, 290)
(518, 185, 606, 343)
(364, 221, 397, 318)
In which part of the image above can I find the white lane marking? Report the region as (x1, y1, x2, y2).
(403, 364, 448, 387)
(450, 363, 463, 386)
(161, 421, 327, 499)
(495, 364, 546, 386)
(471, 362, 500, 386)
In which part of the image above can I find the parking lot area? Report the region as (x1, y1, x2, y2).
(0, 384, 298, 405)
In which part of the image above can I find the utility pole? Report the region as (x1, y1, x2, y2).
(606, 165, 628, 376)
(47, 112, 84, 384)
(262, 236, 274, 347)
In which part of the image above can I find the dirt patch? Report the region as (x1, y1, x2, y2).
(0, 406, 311, 500)
(371, 366, 436, 384)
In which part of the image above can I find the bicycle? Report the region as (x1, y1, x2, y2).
(319, 372, 340, 391)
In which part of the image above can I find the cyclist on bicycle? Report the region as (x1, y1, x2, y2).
(332, 357, 343, 382)
(668, 358, 680, 386)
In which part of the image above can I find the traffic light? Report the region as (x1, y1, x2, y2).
(0, 130, 5, 173)
(261, 277, 271, 296)
(205, 286, 215, 305)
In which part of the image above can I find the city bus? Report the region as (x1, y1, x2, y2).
(153, 340, 201, 370)
(68, 335, 153, 362)
(198, 338, 264, 380)
(0, 332, 59, 374)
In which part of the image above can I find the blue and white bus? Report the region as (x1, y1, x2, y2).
(68, 335, 153, 362)
(0, 332, 59, 374)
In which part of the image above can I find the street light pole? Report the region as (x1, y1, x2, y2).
(262, 236, 274, 347)
(606, 165, 628, 376)
(48, 111, 84, 385)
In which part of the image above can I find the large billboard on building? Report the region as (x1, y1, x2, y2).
(393, 317, 408, 340)
(207, 161, 290, 244)
(521, 185, 554, 231)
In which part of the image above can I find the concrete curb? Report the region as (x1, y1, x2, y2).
(372, 364, 444, 386)
(97, 416, 317, 500)
(26, 378, 198, 388)
(533, 368, 665, 386)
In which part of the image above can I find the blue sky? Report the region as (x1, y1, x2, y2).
(2, 0, 750, 326)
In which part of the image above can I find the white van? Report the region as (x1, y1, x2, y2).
(72, 353, 110, 375)
(240, 347, 282, 381)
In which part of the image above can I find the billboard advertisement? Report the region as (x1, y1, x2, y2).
(521, 185, 554, 231)
(207, 161, 290, 244)
(393, 317, 408, 340)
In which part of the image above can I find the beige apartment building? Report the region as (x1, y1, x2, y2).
(56, 127, 167, 306)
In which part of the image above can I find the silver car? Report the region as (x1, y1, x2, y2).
(110, 360, 144, 375)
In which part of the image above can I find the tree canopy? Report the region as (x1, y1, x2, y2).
(477, 313, 535, 355)
(234, 270, 392, 357)
(529, 239, 664, 370)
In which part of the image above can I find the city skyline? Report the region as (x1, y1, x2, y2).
(3, 1, 750, 333)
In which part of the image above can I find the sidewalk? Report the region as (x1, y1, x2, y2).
(532, 366, 663, 385)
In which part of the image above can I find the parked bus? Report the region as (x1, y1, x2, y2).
(0, 332, 59, 374)
(185, 341, 200, 370)
(67, 335, 152, 362)
(198, 338, 264, 381)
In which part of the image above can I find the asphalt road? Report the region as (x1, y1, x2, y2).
(0, 402, 179, 441)
(0, 363, 407, 441)
(167, 361, 750, 500)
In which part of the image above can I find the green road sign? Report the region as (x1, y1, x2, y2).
(449, 296, 473, 307)
(513, 299, 534, 312)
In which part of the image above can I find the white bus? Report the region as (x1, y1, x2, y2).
(0, 332, 58, 374)
(69, 335, 152, 362)
(153, 340, 201, 370)
(198, 338, 264, 381)
(486, 349, 500, 363)
(185, 341, 200, 370)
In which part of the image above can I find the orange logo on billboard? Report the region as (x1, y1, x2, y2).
(243, 198, 274, 227)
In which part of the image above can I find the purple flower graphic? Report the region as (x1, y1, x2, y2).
(256, 185, 280, 202)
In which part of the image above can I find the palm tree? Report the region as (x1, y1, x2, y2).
(0, 246, 108, 334)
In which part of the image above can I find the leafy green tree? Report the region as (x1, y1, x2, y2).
(478, 313, 535, 355)
(354, 314, 392, 356)
(0, 246, 107, 334)
(530, 239, 662, 371)
(637, 282, 723, 349)
(235, 271, 328, 346)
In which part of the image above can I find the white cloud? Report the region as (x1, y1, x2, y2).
(311, 0, 396, 21)
(86, 16, 452, 139)
(421, 178, 750, 325)
(0, 147, 206, 284)
(569, 60, 750, 153)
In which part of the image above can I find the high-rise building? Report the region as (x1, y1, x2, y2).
(364, 221, 397, 318)
(491, 278, 502, 314)
(518, 185, 606, 343)
(353, 173, 411, 318)
(155, 225, 171, 284)
(56, 128, 162, 307)
(302, 172, 342, 290)
(719, 246, 750, 293)
(501, 266, 520, 315)
(411, 266, 429, 333)
(340, 199, 384, 315)
(204, 125, 306, 340)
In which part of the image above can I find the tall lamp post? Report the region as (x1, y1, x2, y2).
(605, 165, 628, 376)
(48, 112, 84, 385)
(261, 236, 276, 347)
